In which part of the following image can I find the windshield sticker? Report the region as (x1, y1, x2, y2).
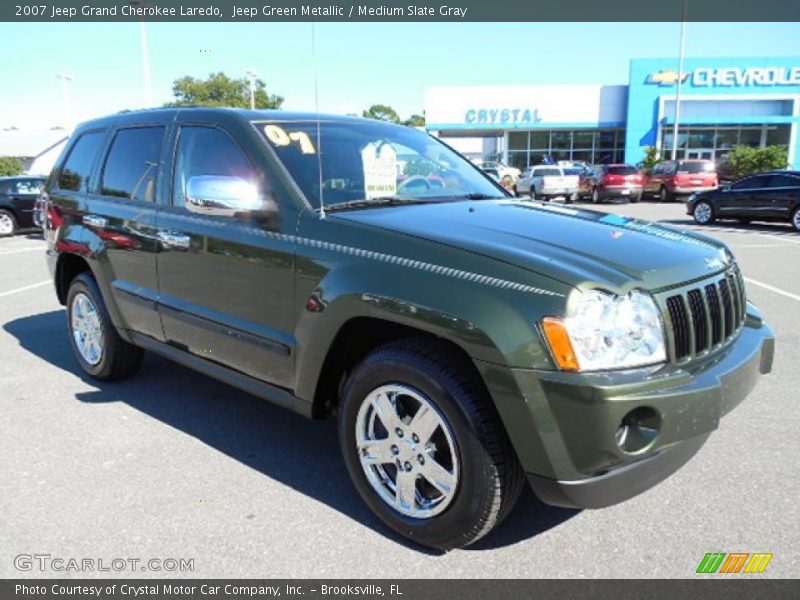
(263, 124, 316, 154)
(361, 142, 397, 199)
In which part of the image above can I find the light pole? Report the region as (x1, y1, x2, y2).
(245, 68, 257, 110)
(671, 0, 689, 161)
(130, 1, 154, 107)
(56, 73, 73, 128)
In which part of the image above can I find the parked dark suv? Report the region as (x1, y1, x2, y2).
(43, 108, 774, 550)
(0, 175, 46, 236)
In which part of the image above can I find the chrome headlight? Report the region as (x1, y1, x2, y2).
(544, 289, 667, 371)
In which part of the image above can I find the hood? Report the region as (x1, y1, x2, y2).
(332, 200, 733, 291)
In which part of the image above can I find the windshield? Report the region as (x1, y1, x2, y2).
(255, 119, 505, 208)
(677, 162, 715, 174)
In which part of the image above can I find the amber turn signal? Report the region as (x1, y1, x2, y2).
(541, 317, 580, 371)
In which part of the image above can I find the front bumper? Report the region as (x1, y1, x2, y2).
(475, 306, 774, 509)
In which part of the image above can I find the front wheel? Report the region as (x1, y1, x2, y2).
(659, 186, 673, 203)
(66, 273, 144, 381)
(591, 187, 600, 204)
(693, 201, 715, 225)
(338, 339, 524, 550)
(791, 207, 800, 232)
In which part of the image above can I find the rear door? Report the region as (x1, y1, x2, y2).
(90, 123, 168, 339)
(766, 174, 800, 218)
(155, 122, 296, 388)
(6, 178, 44, 228)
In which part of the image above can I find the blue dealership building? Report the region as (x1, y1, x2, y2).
(425, 57, 800, 170)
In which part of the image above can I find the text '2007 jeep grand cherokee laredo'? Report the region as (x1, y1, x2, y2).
(42, 108, 774, 550)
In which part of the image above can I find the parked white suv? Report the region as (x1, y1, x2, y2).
(514, 165, 580, 202)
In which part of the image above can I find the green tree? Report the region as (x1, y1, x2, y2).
(362, 104, 401, 124)
(638, 145, 660, 174)
(403, 113, 426, 127)
(166, 72, 283, 109)
(724, 145, 789, 179)
(0, 156, 23, 176)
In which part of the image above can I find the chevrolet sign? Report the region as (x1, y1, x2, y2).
(647, 66, 800, 87)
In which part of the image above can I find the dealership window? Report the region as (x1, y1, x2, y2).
(660, 124, 790, 161)
(502, 128, 625, 166)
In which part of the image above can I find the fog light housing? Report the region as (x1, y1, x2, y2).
(615, 407, 661, 454)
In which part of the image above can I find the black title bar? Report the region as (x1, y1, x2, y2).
(6, 0, 800, 22)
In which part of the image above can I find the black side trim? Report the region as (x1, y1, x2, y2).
(157, 303, 291, 357)
(528, 434, 709, 509)
(129, 332, 310, 417)
(112, 281, 157, 309)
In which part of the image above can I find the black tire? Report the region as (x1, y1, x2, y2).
(338, 338, 524, 550)
(630, 192, 641, 204)
(692, 200, 716, 225)
(66, 272, 144, 381)
(659, 186, 673, 203)
(591, 187, 600, 204)
(0, 209, 18, 237)
(529, 187, 537, 201)
(565, 192, 576, 204)
(791, 206, 800, 232)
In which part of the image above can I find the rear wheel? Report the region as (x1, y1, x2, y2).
(693, 201, 715, 225)
(659, 186, 672, 203)
(338, 339, 524, 550)
(66, 273, 144, 381)
(591, 187, 600, 204)
(0, 209, 17, 237)
(791, 207, 800, 232)
(630, 192, 641, 204)
(529, 187, 537, 201)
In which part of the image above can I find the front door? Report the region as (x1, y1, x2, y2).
(155, 123, 296, 389)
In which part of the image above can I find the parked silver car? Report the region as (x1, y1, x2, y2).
(514, 165, 580, 202)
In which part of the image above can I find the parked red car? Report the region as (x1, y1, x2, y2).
(644, 159, 718, 202)
(584, 164, 644, 204)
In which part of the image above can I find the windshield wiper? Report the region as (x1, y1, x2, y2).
(446, 193, 508, 200)
(324, 196, 434, 212)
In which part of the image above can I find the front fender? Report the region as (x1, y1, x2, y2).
(292, 259, 569, 403)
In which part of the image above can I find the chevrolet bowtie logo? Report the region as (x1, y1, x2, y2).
(646, 70, 691, 85)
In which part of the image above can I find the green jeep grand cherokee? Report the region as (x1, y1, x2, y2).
(43, 108, 774, 550)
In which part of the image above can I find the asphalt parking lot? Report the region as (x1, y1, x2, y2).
(1, 201, 798, 579)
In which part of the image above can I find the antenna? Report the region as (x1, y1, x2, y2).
(311, 22, 325, 219)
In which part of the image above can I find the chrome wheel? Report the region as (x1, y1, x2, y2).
(355, 383, 459, 519)
(0, 212, 14, 235)
(694, 202, 713, 224)
(792, 209, 800, 231)
(70, 292, 104, 366)
(592, 188, 599, 204)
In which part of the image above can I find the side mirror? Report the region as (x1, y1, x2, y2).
(185, 176, 278, 220)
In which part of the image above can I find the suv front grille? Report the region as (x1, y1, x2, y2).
(662, 267, 746, 363)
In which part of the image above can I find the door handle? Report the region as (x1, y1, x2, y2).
(83, 214, 108, 229)
(157, 230, 191, 250)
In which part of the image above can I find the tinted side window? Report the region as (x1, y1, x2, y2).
(733, 175, 770, 190)
(769, 174, 800, 188)
(15, 179, 44, 194)
(58, 131, 105, 191)
(172, 126, 256, 208)
(100, 127, 165, 202)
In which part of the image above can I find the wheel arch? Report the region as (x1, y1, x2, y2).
(54, 252, 130, 340)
